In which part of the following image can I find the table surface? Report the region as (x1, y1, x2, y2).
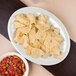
(0, 0, 76, 76)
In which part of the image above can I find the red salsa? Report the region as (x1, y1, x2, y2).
(0, 55, 26, 76)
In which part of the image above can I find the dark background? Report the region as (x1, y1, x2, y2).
(0, 0, 76, 76)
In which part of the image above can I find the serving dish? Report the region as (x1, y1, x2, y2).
(0, 52, 29, 76)
(8, 7, 70, 65)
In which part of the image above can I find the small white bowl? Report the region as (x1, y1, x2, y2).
(8, 7, 70, 65)
(0, 52, 29, 76)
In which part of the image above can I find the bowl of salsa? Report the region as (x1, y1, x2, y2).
(0, 52, 29, 76)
